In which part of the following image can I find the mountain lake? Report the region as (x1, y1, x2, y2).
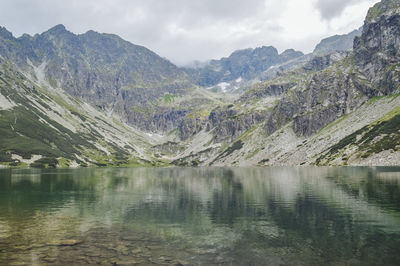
(1, 167, 400, 265)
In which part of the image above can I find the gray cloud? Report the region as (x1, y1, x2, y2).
(0, 0, 376, 65)
(314, 0, 364, 20)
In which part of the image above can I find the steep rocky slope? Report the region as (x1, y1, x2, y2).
(0, 57, 161, 168)
(171, 0, 400, 167)
(354, 0, 400, 96)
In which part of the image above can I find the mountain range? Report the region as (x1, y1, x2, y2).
(0, 0, 399, 168)
(183, 27, 362, 93)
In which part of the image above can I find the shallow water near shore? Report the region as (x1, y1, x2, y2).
(1, 166, 400, 265)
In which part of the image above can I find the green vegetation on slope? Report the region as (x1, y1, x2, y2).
(317, 104, 400, 165)
(0, 59, 155, 168)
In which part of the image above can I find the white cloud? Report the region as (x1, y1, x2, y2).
(0, 0, 380, 65)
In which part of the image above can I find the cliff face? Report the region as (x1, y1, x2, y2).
(206, 108, 266, 143)
(354, 0, 400, 96)
(264, 59, 368, 137)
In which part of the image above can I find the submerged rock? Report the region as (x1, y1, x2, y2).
(48, 239, 84, 246)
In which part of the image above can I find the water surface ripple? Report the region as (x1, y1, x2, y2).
(1, 167, 400, 265)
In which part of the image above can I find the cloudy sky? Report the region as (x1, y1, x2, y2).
(0, 0, 379, 65)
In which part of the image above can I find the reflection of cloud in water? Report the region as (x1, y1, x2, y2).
(377, 172, 400, 182)
(1, 167, 400, 265)
(10, 174, 41, 184)
(233, 167, 304, 205)
(105, 167, 400, 234)
(10, 169, 41, 184)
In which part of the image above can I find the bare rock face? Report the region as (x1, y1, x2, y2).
(207, 108, 266, 142)
(302, 51, 349, 72)
(354, 0, 400, 96)
(264, 66, 369, 137)
(239, 82, 295, 102)
(178, 117, 205, 141)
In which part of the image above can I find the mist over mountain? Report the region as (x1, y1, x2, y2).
(183, 47, 304, 88)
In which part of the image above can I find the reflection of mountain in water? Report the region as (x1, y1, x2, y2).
(1, 167, 400, 265)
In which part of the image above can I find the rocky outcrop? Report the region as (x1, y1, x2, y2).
(151, 141, 186, 156)
(240, 82, 295, 102)
(302, 51, 349, 72)
(207, 108, 266, 142)
(264, 65, 369, 136)
(127, 107, 189, 133)
(258, 28, 364, 84)
(354, 0, 400, 95)
(178, 117, 206, 140)
(176, 100, 270, 142)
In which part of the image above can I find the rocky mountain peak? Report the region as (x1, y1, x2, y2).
(366, 0, 400, 22)
(41, 24, 75, 42)
(228, 48, 252, 57)
(279, 49, 304, 60)
(313, 28, 362, 55)
(84, 29, 97, 35)
(281, 49, 300, 55)
(45, 24, 68, 34)
(354, 0, 400, 95)
(0, 26, 14, 40)
(19, 33, 32, 40)
(253, 46, 279, 57)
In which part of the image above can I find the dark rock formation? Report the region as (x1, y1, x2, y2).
(354, 0, 400, 95)
(240, 82, 296, 102)
(207, 108, 266, 142)
(302, 51, 349, 72)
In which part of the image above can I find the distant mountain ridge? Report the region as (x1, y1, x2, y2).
(313, 28, 362, 55)
(183, 46, 303, 88)
(183, 28, 363, 93)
